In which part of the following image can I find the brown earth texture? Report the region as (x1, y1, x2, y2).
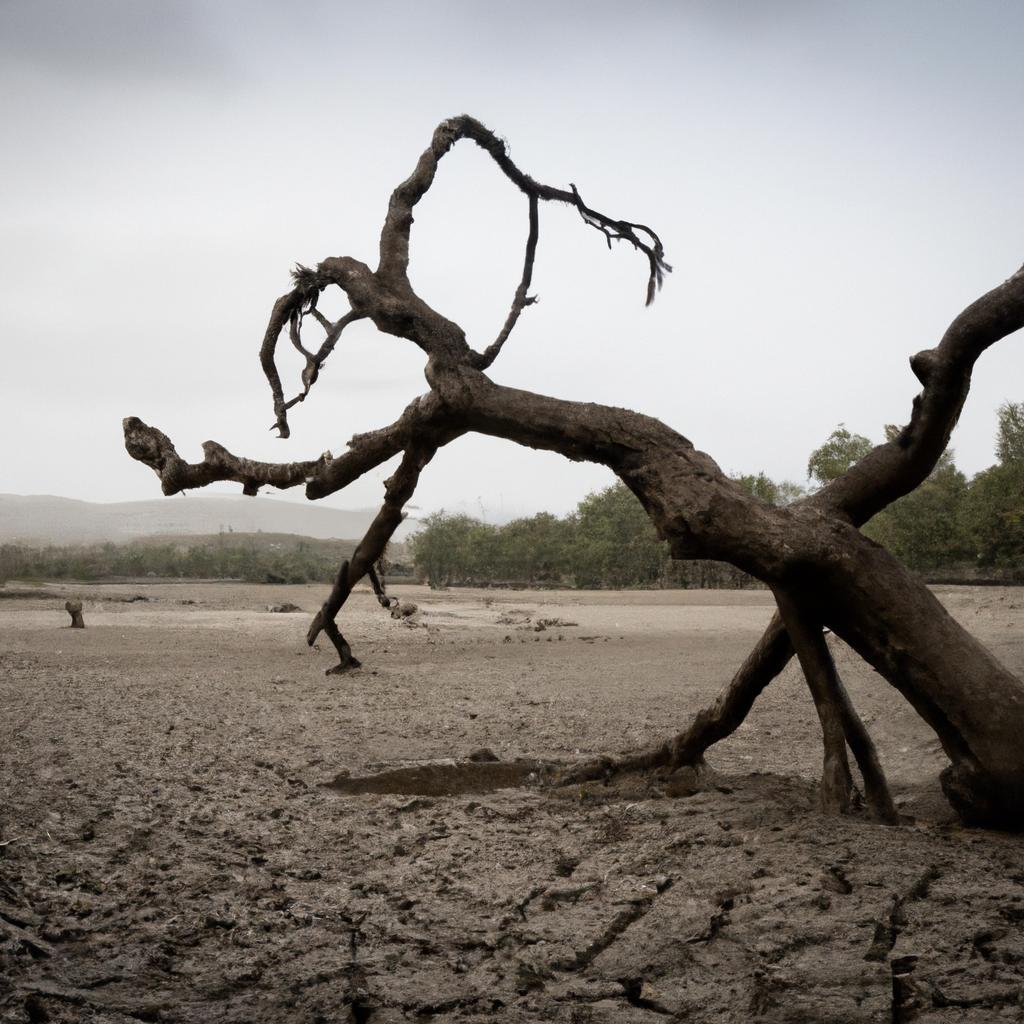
(2, 581, 1024, 1023)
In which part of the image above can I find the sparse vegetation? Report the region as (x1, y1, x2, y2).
(0, 532, 395, 585)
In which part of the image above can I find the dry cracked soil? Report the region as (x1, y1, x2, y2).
(2, 581, 1024, 1023)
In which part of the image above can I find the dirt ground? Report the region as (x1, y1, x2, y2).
(2, 581, 1024, 1023)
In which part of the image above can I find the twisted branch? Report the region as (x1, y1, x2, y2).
(473, 193, 539, 371)
(122, 115, 1024, 824)
(378, 114, 670, 306)
(308, 445, 437, 672)
(260, 269, 367, 438)
(123, 390, 459, 501)
(256, 114, 671, 437)
(123, 416, 329, 497)
(559, 612, 794, 786)
(820, 263, 1024, 524)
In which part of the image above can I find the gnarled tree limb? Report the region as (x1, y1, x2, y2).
(820, 263, 1024, 524)
(377, 115, 670, 306)
(774, 591, 856, 815)
(473, 193, 539, 371)
(123, 114, 1024, 827)
(124, 391, 460, 502)
(579, 264, 1024, 797)
(308, 444, 438, 673)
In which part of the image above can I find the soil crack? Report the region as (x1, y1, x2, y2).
(551, 877, 673, 971)
(865, 865, 940, 962)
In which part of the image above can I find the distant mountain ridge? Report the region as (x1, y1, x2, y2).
(0, 494, 411, 545)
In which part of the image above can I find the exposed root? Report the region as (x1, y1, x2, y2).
(562, 597, 898, 826)
(558, 614, 793, 786)
(831, 661, 899, 823)
(772, 591, 898, 822)
(774, 590, 857, 814)
(668, 612, 793, 767)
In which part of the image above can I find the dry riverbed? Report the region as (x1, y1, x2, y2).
(2, 582, 1024, 1022)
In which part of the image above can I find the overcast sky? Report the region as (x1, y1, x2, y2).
(2, 0, 1023, 523)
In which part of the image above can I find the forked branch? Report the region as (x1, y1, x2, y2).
(774, 592, 854, 814)
(586, 262, 1024, 801)
(123, 389, 458, 501)
(260, 273, 367, 438)
(256, 115, 670, 438)
(378, 114, 670, 309)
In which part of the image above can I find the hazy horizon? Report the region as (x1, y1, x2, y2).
(3, 0, 1023, 523)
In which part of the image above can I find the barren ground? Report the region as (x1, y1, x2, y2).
(2, 581, 1024, 1023)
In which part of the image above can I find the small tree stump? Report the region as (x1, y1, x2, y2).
(65, 600, 85, 628)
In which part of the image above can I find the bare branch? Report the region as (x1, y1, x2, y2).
(819, 262, 1024, 524)
(277, 309, 367, 425)
(308, 444, 438, 672)
(378, 115, 670, 308)
(585, 262, 1024, 790)
(258, 289, 304, 439)
(258, 264, 370, 438)
(288, 307, 316, 362)
(473, 193, 540, 370)
(670, 612, 794, 765)
(123, 391, 461, 501)
(123, 416, 328, 497)
(309, 307, 334, 334)
(559, 613, 794, 785)
(830, 669, 900, 824)
(309, 309, 364, 367)
(121, 115, 1024, 827)
(568, 183, 670, 307)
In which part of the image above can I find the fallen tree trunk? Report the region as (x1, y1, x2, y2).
(123, 115, 1024, 827)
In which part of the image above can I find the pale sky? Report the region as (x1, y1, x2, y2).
(2, 0, 1023, 523)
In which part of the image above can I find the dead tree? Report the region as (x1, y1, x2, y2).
(123, 115, 1024, 829)
(65, 600, 84, 628)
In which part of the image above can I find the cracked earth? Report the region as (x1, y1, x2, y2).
(2, 582, 1024, 1022)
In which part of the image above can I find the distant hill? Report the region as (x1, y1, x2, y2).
(0, 494, 415, 546)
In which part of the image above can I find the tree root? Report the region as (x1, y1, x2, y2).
(558, 614, 793, 786)
(774, 591, 898, 822)
(775, 591, 856, 814)
(831, 666, 899, 824)
(560, 602, 899, 824)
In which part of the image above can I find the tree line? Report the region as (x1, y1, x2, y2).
(0, 532, 361, 585)
(408, 402, 1024, 589)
